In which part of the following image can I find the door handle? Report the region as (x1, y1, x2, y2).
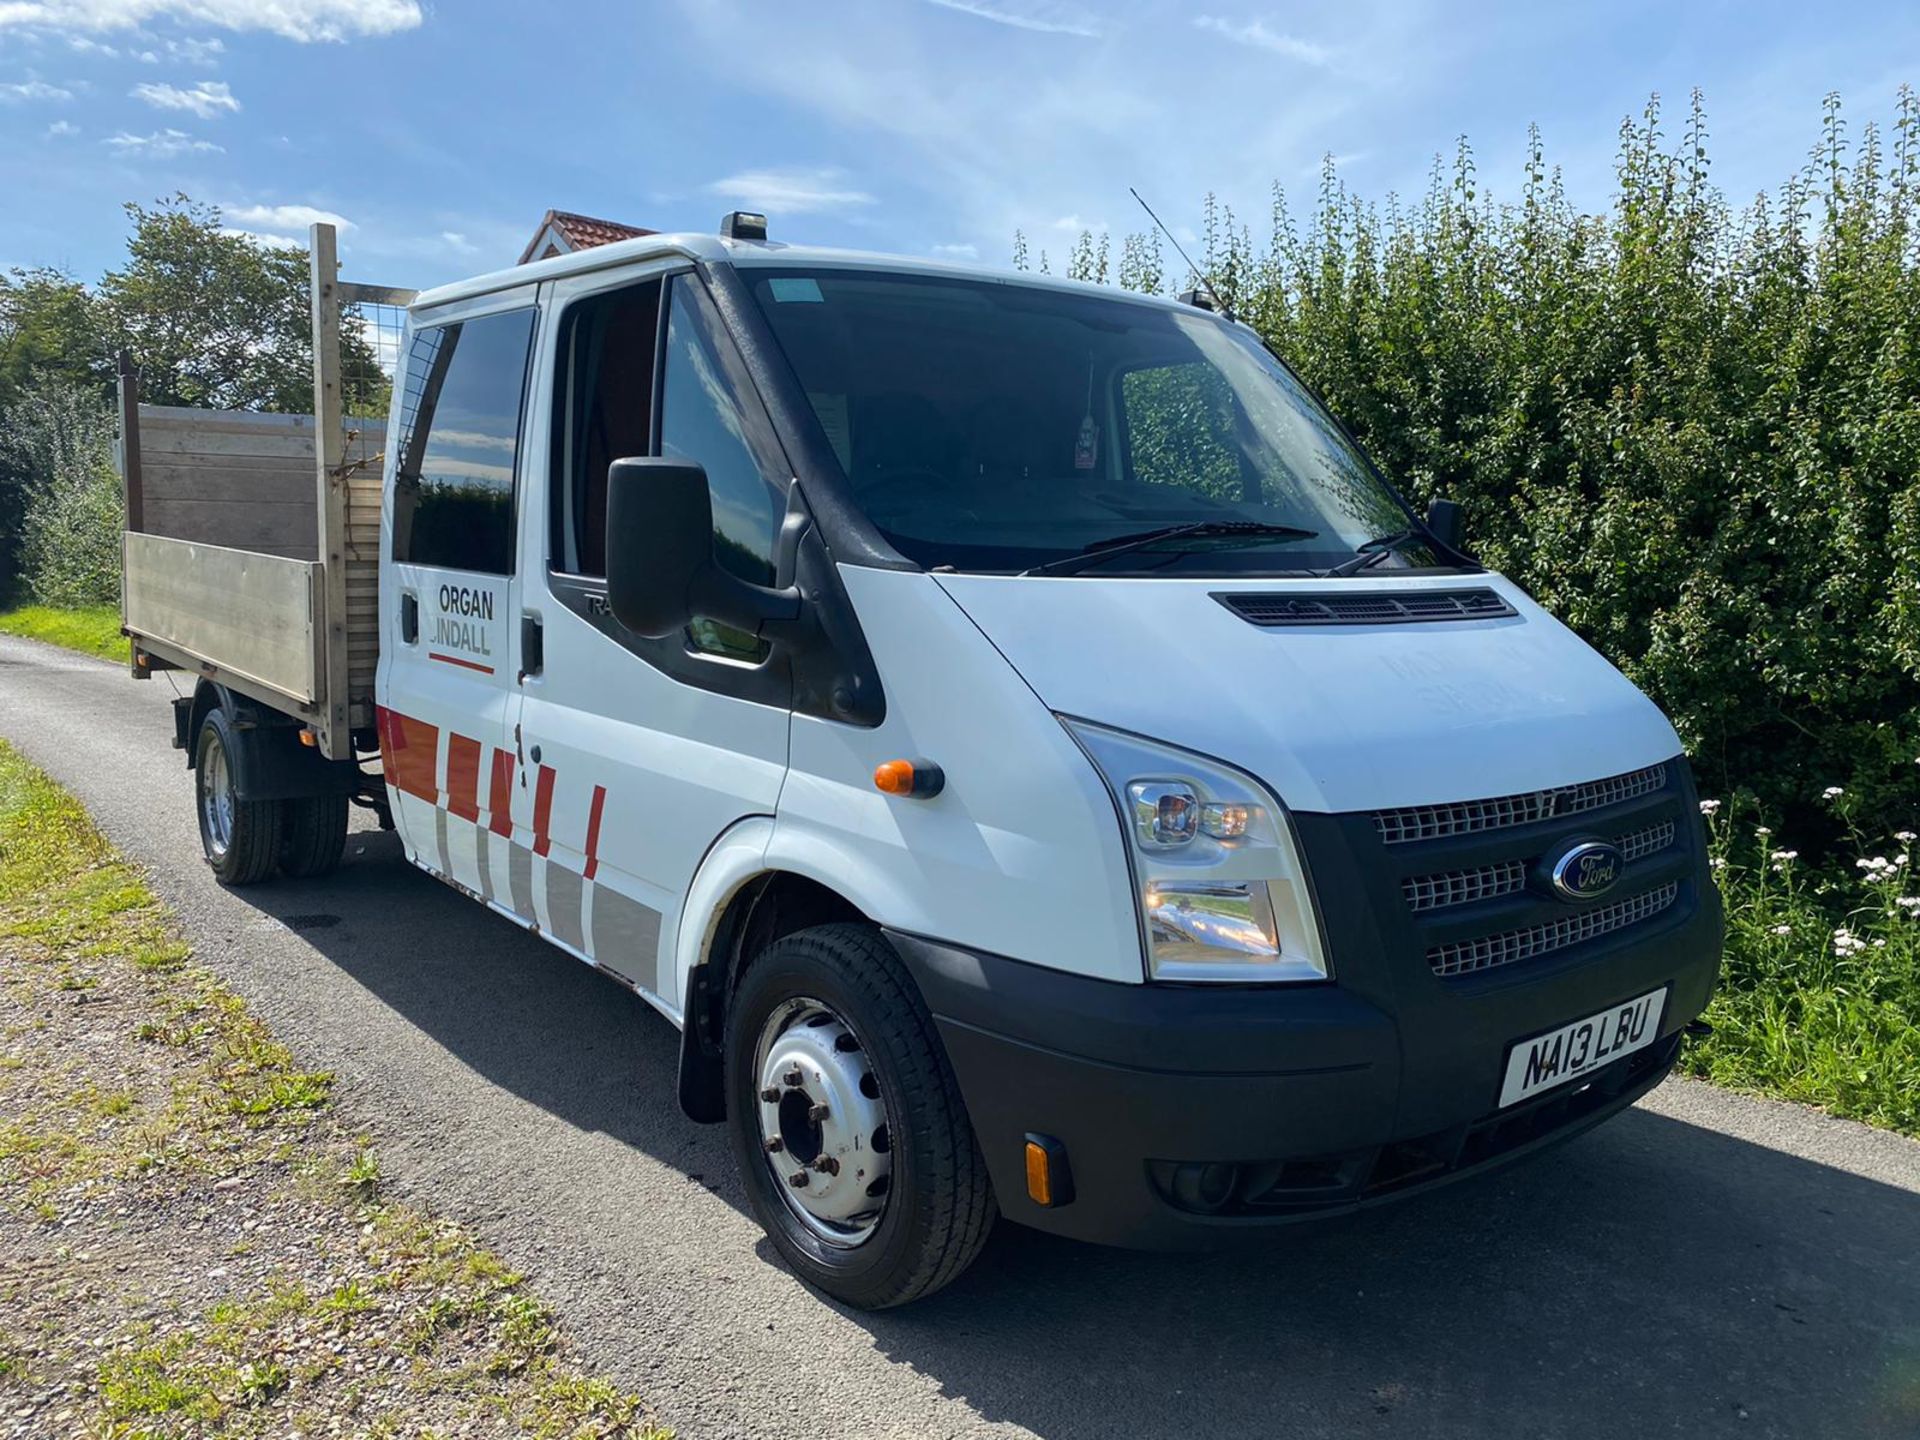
(400, 592, 418, 643)
(520, 614, 544, 679)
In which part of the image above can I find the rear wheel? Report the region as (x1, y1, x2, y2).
(278, 794, 348, 878)
(725, 923, 995, 1309)
(194, 709, 281, 886)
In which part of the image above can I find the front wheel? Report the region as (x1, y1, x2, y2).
(725, 923, 996, 1309)
(194, 708, 281, 886)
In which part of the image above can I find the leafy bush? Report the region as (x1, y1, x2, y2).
(1, 377, 120, 608)
(1687, 790, 1920, 1134)
(1040, 89, 1920, 845)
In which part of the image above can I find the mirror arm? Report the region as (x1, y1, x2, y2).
(690, 566, 804, 638)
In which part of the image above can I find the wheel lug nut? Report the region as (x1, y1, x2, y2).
(784, 1068, 804, 1088)
(788, 1170, 811, 1188)
(812, 1156, 841, 1176)
(764, 1136, 783, 1153)
(808, 1103, 829, 1123)
(759, 1087, 780, 1103)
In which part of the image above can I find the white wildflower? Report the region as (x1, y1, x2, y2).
(1699, 798, 1722, 817)
(1755, 825, 1773, 837)
(1857, 857, 1894, 875)
(1709, 857, 1728, 871)
(1896, 896, 1920, 913)
(1770, 849, 1797, 862)
(1896, 831, 1917, 844)
(1832, 928, 1866, 957)
(1770, 923, 1792, 935)
(1823, 786, 1845, 799)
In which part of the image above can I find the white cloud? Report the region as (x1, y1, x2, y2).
(45, 116, 78, 134)
(1192, 16, 1332, 68)
(921, 0, 1098, 38)
(165, 34, 223, 63)
(0, 0, 422, 43)
(438, 230, 476, 255)
(706, 166, 876, 215)
(0, 78, 73, 100)
(104, 126, 222, 156)
(219, 226, 303, 248)
(930, 241, 978, 258)
(224, 201, 352, 232)
(132, 78, 238, 117)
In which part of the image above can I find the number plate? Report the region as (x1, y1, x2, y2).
(1499, 987, 1667, 1108)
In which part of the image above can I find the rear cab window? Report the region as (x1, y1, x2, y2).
(392, 308, 537, 574)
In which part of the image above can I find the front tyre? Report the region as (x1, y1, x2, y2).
(725, 923, 996, 1309)
(194, 708, 281, 886)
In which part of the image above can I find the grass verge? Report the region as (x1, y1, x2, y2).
(0, 603, 130, 663)
(0, 739, 669, 1437)
(1681, 793, 1920, 1136)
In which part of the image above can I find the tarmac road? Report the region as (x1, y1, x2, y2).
(2, 630, 1917, 1440)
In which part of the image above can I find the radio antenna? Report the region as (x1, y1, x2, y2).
(1129, 186, 1233, 320)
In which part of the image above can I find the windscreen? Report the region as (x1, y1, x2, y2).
(746, 267, 1430, 575)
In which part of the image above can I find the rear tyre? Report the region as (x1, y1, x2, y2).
(194, 709, 281, 886)
(725, 923, 996, 1309)
(278, 794, 348, 879)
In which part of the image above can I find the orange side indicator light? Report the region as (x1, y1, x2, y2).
(1024, 1140, 1053, 1206)
(1023, 1133, 1074, 1208)
(872, 758, 945, 799)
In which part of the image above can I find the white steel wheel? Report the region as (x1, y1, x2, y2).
(753, 996, 893, 1247)
(725, 923, 996, 1309)
(198, 732, 235, 860)
(193, 707, 282, 885)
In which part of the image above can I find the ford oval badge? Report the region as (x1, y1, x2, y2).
(1550, 840, 1624, 901)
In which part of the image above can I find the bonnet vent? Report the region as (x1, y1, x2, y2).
(1215, 588, 1517, 628)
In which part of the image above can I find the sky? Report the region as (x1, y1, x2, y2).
(1, 0, 1917, 292)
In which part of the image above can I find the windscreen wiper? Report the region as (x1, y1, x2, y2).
(1021, 520, 1320, 577)
(1320, 527, 1426, 578)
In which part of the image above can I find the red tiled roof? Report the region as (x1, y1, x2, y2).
(518, 209, 655, 265)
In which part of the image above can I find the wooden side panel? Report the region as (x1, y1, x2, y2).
(134, 405, 385, 562)
(132, 403, 386, 722)
(345, 464, 384, 719)
(122, 532, 322, 706)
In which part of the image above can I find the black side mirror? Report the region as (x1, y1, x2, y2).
(605, 457, 801, 640)
(1425, 497, 1464, 552)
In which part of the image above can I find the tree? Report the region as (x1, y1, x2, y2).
(96, 195, 384, 414)
(0, 267, 104, 412)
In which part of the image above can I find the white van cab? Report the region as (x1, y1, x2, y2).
(123, 215, 1723, 1308)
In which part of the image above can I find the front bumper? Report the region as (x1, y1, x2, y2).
(888, 796, 1724, 1249)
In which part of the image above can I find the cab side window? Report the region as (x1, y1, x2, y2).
(659, 274, 788, 659)
(391, 308, 536, 574)
(549, 279, 663, 578)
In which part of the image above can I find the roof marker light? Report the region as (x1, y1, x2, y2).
(721, 211, 769, 241)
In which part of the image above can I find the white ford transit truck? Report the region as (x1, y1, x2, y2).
(120, 215, 1723, 1308)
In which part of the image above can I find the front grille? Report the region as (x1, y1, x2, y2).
(1374, 763, 1669, 845)
(1215, 588, 1517, 628)
(1400, 818, 1678, 913)
(1427, 882, 1680, 978)
(1402, 859, 1528, 913)
(1620, 819, 1675, 862)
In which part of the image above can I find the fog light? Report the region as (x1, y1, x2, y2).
(1169, 1161, 1239, 1213)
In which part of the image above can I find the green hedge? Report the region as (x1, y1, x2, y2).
(1125, 91, 1920, 844)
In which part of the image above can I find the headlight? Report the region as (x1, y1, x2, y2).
(1062, 718, 1329, 983)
